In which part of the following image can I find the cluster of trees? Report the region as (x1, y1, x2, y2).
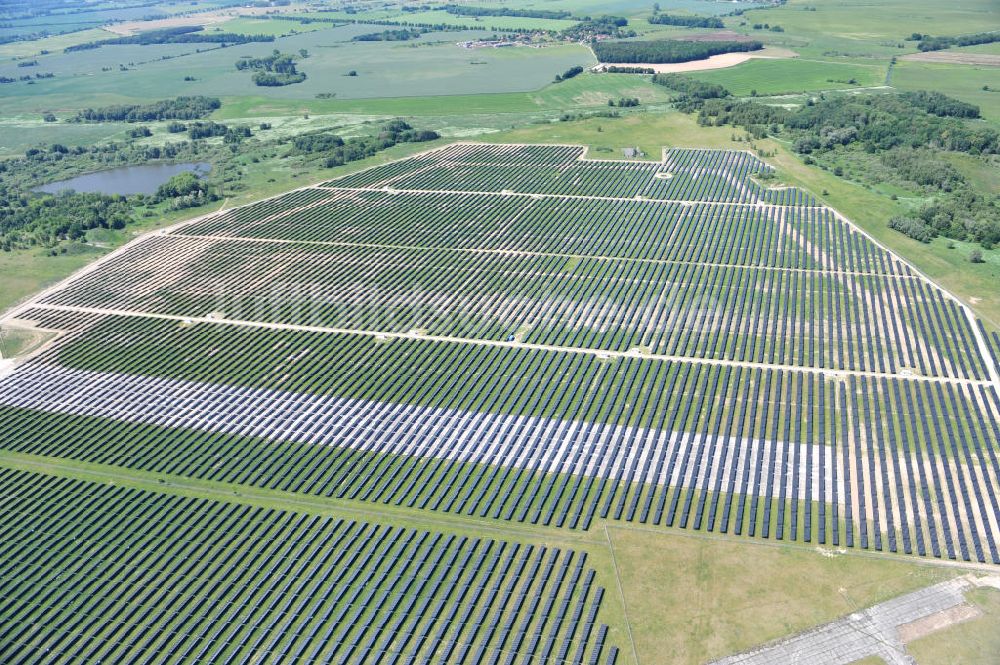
(154, 171, 219, 210)
(554, 65, 584, 82)
(608, 97, 639, 107)
(0, 186, 133, 250)
(912, 31, 1000, 52)
(72, 97, 221, 123)
(602, 65, 654, 73)
(785, 94, 997, 154)
(888, 215, 936, 243)
(289, 120, 439, 168)
(751, 23, 783, 31)
(561, 16, 632, 40)
(651, 73, 730, 110)
(353, 28, 423, 41)
(594, 39, 762, 64)
(880, 148, 964, 192)
(697, 98, 787, 137)
(236, 50, 306, 86)
(65, 26, 274, 52)
(185, 121, 249, 141)
(323, 126, 438, 167)
(647, 14, 724, 28)
(889, 190, 998, 247)
(441, 5, 572, 19)
(291, 132, 346, 153)
(901, 90, 980, 118)
(669, 83, 999, 247)
(559, 108, 620, 122)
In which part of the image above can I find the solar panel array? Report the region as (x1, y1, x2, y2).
(0, 469, 613, 664)
(1, 143, 998, 661)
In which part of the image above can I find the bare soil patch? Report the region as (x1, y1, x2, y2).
(898, 603, 982, 643)
(594, 47, 796, 74)
(902, 52, 1000, 67)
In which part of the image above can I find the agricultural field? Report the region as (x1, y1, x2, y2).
(684, 58, 888, 96)
(0, 28, 594, 111)
(891, 61, 1000, 123)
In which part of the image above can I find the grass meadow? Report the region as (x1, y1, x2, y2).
(687, 57, 888, 96)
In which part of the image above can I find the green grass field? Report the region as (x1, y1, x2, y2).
(688, 58, 888, 96)
(611, 526, 956, 665)
(214, 70, 668, 121)
(892, 60, 1000, 123)
(208, 16, 333, 37)
(0, 29, 595, 112)
(739, 0, 1000, 58)
(907, 587, 1000, 664)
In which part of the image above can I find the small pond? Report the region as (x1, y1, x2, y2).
(33, 162, 211, 196)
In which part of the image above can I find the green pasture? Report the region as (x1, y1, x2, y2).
(208, 17, 335, 37)
(687, 57, 888, 96)
(740, 0, 999, 50)
(892, 60, 1000, 123)
(215, 70, 666, 121)
(0, 29, 595, 112)
(0, 28, 111, 58)
(907, 586, 1000, 664)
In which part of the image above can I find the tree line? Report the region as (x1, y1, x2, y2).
(911, 30, 1000, 52)
(594, 39, 762, 64)
(554, 65, 584, 82)
(289, 120, 440, 168)
(71, 97, 221, 123)
(647, 14, 724, 28)
(441, 5, 573, 20)
(352, 28, 423, 41)
(65, 26, 274, 52)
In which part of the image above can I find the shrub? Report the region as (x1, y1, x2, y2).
(888, 216, 936, 243)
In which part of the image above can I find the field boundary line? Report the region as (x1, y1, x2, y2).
(25, 302, 995, 387)
(605, 525, 642, 665)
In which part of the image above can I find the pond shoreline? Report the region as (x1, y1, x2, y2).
(33, 161, 211, 196)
